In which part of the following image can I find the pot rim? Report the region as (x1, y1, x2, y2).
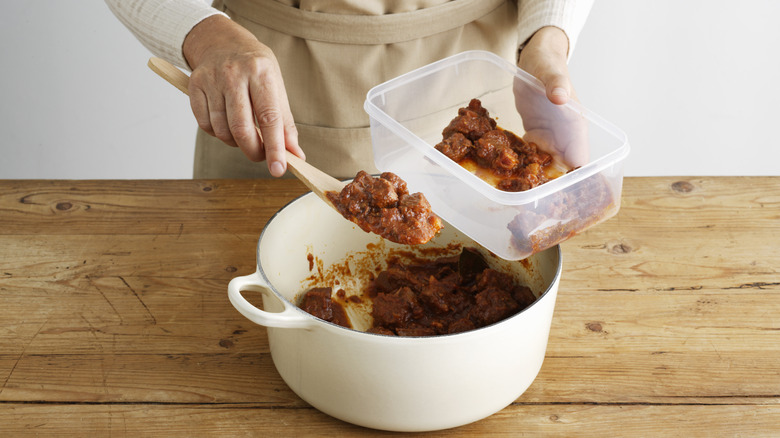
(255, 191, 563, 340)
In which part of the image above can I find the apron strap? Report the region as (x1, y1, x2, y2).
(222, 0, 508, 44)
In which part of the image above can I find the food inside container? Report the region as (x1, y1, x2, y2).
(430, 97, 615, 255)
(435, 98, 568, 191)
(364, 50, 629, 260)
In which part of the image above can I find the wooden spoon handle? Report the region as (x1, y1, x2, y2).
(146, 57, 346, 198)
(147, 56, 190, 95)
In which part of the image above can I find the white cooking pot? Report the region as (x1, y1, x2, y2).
(228, 191, 562, 432)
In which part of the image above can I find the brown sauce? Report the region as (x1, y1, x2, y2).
(326, 171, 443, 245)
(297, 247, 536, 336)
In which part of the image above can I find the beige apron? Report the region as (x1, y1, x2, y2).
(194, 0, 519, 179)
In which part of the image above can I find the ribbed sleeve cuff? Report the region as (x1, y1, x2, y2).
(168, 5, 228, 69)
(516, 0, 593, 60)
(105, 0, 228, 70)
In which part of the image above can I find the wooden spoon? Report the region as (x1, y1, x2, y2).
(146, 57, 346, 204)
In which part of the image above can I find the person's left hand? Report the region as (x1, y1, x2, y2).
(515, 26, 588, 168)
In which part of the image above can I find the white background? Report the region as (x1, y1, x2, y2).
(1, 0, 779, 179)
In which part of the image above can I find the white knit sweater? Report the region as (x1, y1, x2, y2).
(104, 0, 592, 70)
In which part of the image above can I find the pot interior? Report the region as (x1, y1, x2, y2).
(256, 192, 560, 332)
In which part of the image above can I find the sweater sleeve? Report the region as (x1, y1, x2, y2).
(104, 0, 228, 70)
(517, 0, 594, 59)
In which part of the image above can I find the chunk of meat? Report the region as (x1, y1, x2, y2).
(326, 171, 442, 245)
(298, 287, 351, 328)
(371, 287, 417, 328)
(435, 132, 473, 162)
(471, 288, 521, 327)
(441, 99, 497, 141)
(475, 130, 519, 172)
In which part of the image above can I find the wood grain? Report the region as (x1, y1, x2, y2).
(1, 404, 779, 437)
(1, 177, 779, 436)
(0, 179, 308, 235)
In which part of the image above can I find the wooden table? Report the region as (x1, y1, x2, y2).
(1, 177, 778, 436)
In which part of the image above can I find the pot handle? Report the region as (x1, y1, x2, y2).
(228, 271, 314, 329)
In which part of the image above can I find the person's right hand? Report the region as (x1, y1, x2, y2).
(182, 15, 304, 177)
(515, 26, 588, 169)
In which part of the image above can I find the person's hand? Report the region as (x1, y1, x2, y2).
(515, 26, 588, 168)
(182, 15, 304, 177)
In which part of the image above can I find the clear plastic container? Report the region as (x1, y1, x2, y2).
(364, 50, 630, 260)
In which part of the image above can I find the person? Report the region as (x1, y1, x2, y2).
(105, 0, 593, 179)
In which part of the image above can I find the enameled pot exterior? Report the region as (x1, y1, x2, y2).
(228, 192, 562, 432)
